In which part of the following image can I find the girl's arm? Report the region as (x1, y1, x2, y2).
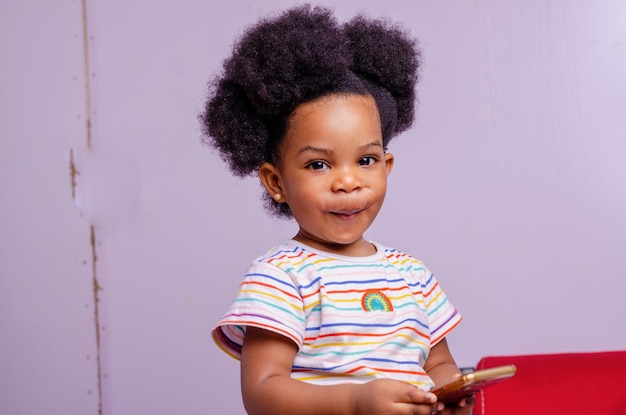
(423, 338, 475, 414)
(241, 326, 443, 415)
(423, 338, 461, 386)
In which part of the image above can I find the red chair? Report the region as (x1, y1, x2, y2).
(474, 350, 626, 415)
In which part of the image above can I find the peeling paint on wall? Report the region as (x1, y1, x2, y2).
(89, 225, 103, 415)
(80, 1, 103, 414)
(81, 0, 93, 150)
(70, 148, 79, 201)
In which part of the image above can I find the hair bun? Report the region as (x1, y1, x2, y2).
(345, 15, 421, 133)
(225, 5, 351, 118)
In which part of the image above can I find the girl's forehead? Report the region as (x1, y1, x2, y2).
(280, 94, 382, 152)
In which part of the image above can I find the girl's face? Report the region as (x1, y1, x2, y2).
(259, 94, 394, 256)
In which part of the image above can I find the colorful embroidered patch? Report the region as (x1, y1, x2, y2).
(361, 290, 393, 312)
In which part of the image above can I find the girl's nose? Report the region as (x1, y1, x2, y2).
(331, 166, 362, 193)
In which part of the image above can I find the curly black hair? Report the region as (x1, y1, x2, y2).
(200, 4, 421, 218)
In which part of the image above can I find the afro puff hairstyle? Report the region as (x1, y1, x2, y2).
(200, 4, 421, 218)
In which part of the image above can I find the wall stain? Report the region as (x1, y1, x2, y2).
(90, 225, 103, 415)
(79, 0, 103, 413)
(81, 0, 93, 150)
(69, 148, 78, 201)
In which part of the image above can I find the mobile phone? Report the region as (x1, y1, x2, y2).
(431, 364, 517, 403)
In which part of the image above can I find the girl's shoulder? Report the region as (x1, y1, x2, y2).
(377, 243, 428, 268)
(252, 240, 309, 264)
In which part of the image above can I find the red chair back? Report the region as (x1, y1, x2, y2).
(474, 351, 626, 415)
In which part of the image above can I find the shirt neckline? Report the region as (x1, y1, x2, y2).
(285, 239, 384, 263)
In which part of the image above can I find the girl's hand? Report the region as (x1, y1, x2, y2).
(352, 378, 445, 415)
(439, 395, 476, 415)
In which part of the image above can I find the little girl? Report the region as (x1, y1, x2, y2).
(201, 5, 473, 415)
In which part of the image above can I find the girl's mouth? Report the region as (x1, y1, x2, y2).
(332, 208, 362, 220)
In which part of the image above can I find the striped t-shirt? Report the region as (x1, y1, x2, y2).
(213, 239, 462, 390)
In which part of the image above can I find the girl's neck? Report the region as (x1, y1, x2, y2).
(293, 231, 376, 257)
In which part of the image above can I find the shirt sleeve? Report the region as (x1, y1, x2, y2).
(212, 260, 306, 360)
(421, 268, 462, 346)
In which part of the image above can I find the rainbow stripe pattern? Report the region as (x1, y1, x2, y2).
(213, 240, 462, 389)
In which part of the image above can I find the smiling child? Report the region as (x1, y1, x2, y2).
(201, 5, 472, 415)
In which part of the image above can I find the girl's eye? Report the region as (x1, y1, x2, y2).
(358, 156, 376, 166)
(308, 160, 328, 170)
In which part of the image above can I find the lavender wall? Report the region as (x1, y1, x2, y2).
(1, 1, 625, 414)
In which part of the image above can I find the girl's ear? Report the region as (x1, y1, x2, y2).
(258, 162, 284, 202)
(384, 152, 395, 176)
